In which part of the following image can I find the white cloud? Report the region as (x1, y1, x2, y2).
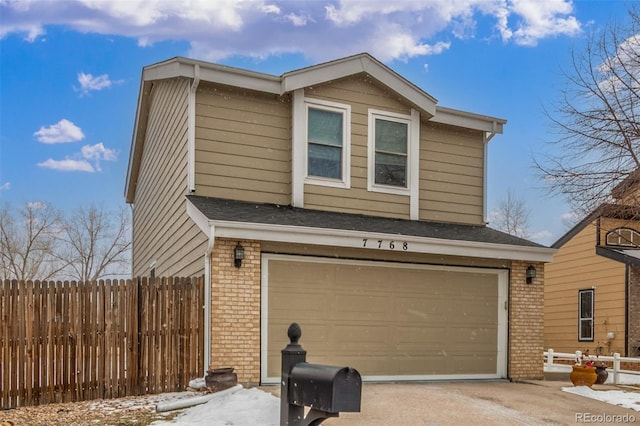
(561, 211, 580, 228)
(261, 4, 280, 15)
(529, 229, 553, 245)
(76, 72, 113, 95)
(81, 142, 117, 161)
(1, 0, 584, 62)
(37, 158, 95, 172)
(37, 142, 117, 172)
(0, 182, 10, 190)
(284, 13, 311, 27)
(505, 0, 581, 46)
(34, 119, 85, 143)
(81, 142, 117, 171)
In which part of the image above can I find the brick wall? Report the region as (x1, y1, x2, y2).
(207, 244, 547, 383)
(209, 238, 261, 384)
(509, 260, 545, 380)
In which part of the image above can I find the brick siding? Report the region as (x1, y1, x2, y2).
(208, 243, 546, 383)
(209, 238, 261, 384)
(509, 260, 545, 380)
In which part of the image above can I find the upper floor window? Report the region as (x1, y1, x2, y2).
(367, 109, 416, 195)
(305, 99, 350, 188)
(606, 227, 640, 247)
(374, 118, 408, 186)
(578, 289, 594, 341)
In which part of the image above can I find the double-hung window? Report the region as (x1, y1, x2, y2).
(578, 289, 594, 341)
(374, 118, 408, 187)
(368, 109, 416, 195)
(305, 99, 350, 187)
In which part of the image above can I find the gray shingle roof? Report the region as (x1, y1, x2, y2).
(187, 195, 546, 248)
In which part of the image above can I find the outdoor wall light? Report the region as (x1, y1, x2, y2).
(526, 265, 537, 284)
(234, 243, 244, 268)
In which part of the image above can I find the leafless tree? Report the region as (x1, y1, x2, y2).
(0, 202, 67, 281)
(535, 6, 640, 215)
(0, 202, 131, 282)
(57, 204, 131, 282)
(489, 189, 531, 239)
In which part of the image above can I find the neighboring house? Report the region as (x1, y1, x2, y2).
(545, 197, 640, 358)
(125, 53, 555, 385)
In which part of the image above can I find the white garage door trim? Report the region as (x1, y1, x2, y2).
(260, 254, 508, 384)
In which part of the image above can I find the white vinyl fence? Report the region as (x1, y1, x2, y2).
(544, 349, 640, 385)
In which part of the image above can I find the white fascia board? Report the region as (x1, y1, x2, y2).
(186, 200, 212, 236)
(198, 66, 281, 94)
(282, 55, 437, 117)
(433, 106, 506, 133)
(207, 220, 556, 262)
(143, 58, 281, 94)
(361, 58, 437, 117)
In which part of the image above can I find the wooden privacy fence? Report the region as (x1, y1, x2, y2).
(1, 276, 205, 408)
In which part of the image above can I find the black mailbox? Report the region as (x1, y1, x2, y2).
(289, 362, 362, 413)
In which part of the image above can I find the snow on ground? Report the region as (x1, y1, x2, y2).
(563, 386, 640, 411)
(150, 386, 279, 426)
(141, 377, 640, 425)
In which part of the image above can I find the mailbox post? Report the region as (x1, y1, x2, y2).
(280, 323, 307, 425)
(280, 323, 362, 426)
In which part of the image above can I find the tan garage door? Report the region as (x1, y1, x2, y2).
(262, 255, 507, 383)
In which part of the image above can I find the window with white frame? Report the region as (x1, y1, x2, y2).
(368, 109, 415, 194)
(305, 99, 350, 187)
(578, 289, 594, 341)
(606, 228, 640, 247)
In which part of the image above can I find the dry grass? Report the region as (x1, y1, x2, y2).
(0, 393, 188, 426)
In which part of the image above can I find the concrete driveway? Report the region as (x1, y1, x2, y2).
(312, 380, 638, 425)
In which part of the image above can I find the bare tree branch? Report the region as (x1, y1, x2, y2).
(535, 6, 640, 215)
(0, 202, 67, 280)
(489, 189, 531, 239)
(58, 204, 131, 282)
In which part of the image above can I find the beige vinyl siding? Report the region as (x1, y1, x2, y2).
(194, 82, 291, 205)
(599, 218, 640, 243)
(302, 75, 485, 224)
(303, 75, 411, 217)
(132, 78, 207, 277)
(419, 123, 485, 224)
(544, 221, 627, 354)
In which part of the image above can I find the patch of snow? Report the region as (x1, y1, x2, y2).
(563, 386, 640, 411)
(150, 387, 279, 425)
(188, 377, 207, 389)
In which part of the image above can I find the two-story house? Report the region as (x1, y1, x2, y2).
(125, 53, 555, 385)
(545, 173, 640, 358)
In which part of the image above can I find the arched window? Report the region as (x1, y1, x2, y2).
(605, 228, 640, 247)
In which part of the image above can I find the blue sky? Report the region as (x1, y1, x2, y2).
(0, 0, 634, 246)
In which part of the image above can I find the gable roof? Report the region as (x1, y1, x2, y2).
(552, 203, 640, 248)
(125, 53, 506, 203)
(186, 195, 554, 262)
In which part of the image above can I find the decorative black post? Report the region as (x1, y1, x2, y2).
(280, 323, 306, 426)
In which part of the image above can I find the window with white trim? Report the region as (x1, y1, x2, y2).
(578, 289, 594, 341)
(367, 109, 414, 195)
(305, 99, 350, 188)
(606, 228, 640, 247)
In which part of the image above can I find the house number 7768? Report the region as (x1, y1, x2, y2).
(362, 238, 409, 250)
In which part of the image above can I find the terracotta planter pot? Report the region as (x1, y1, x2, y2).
(570, 365, 598, 387)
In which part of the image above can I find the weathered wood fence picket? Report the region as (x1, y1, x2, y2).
(1, 277, 204, 408)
